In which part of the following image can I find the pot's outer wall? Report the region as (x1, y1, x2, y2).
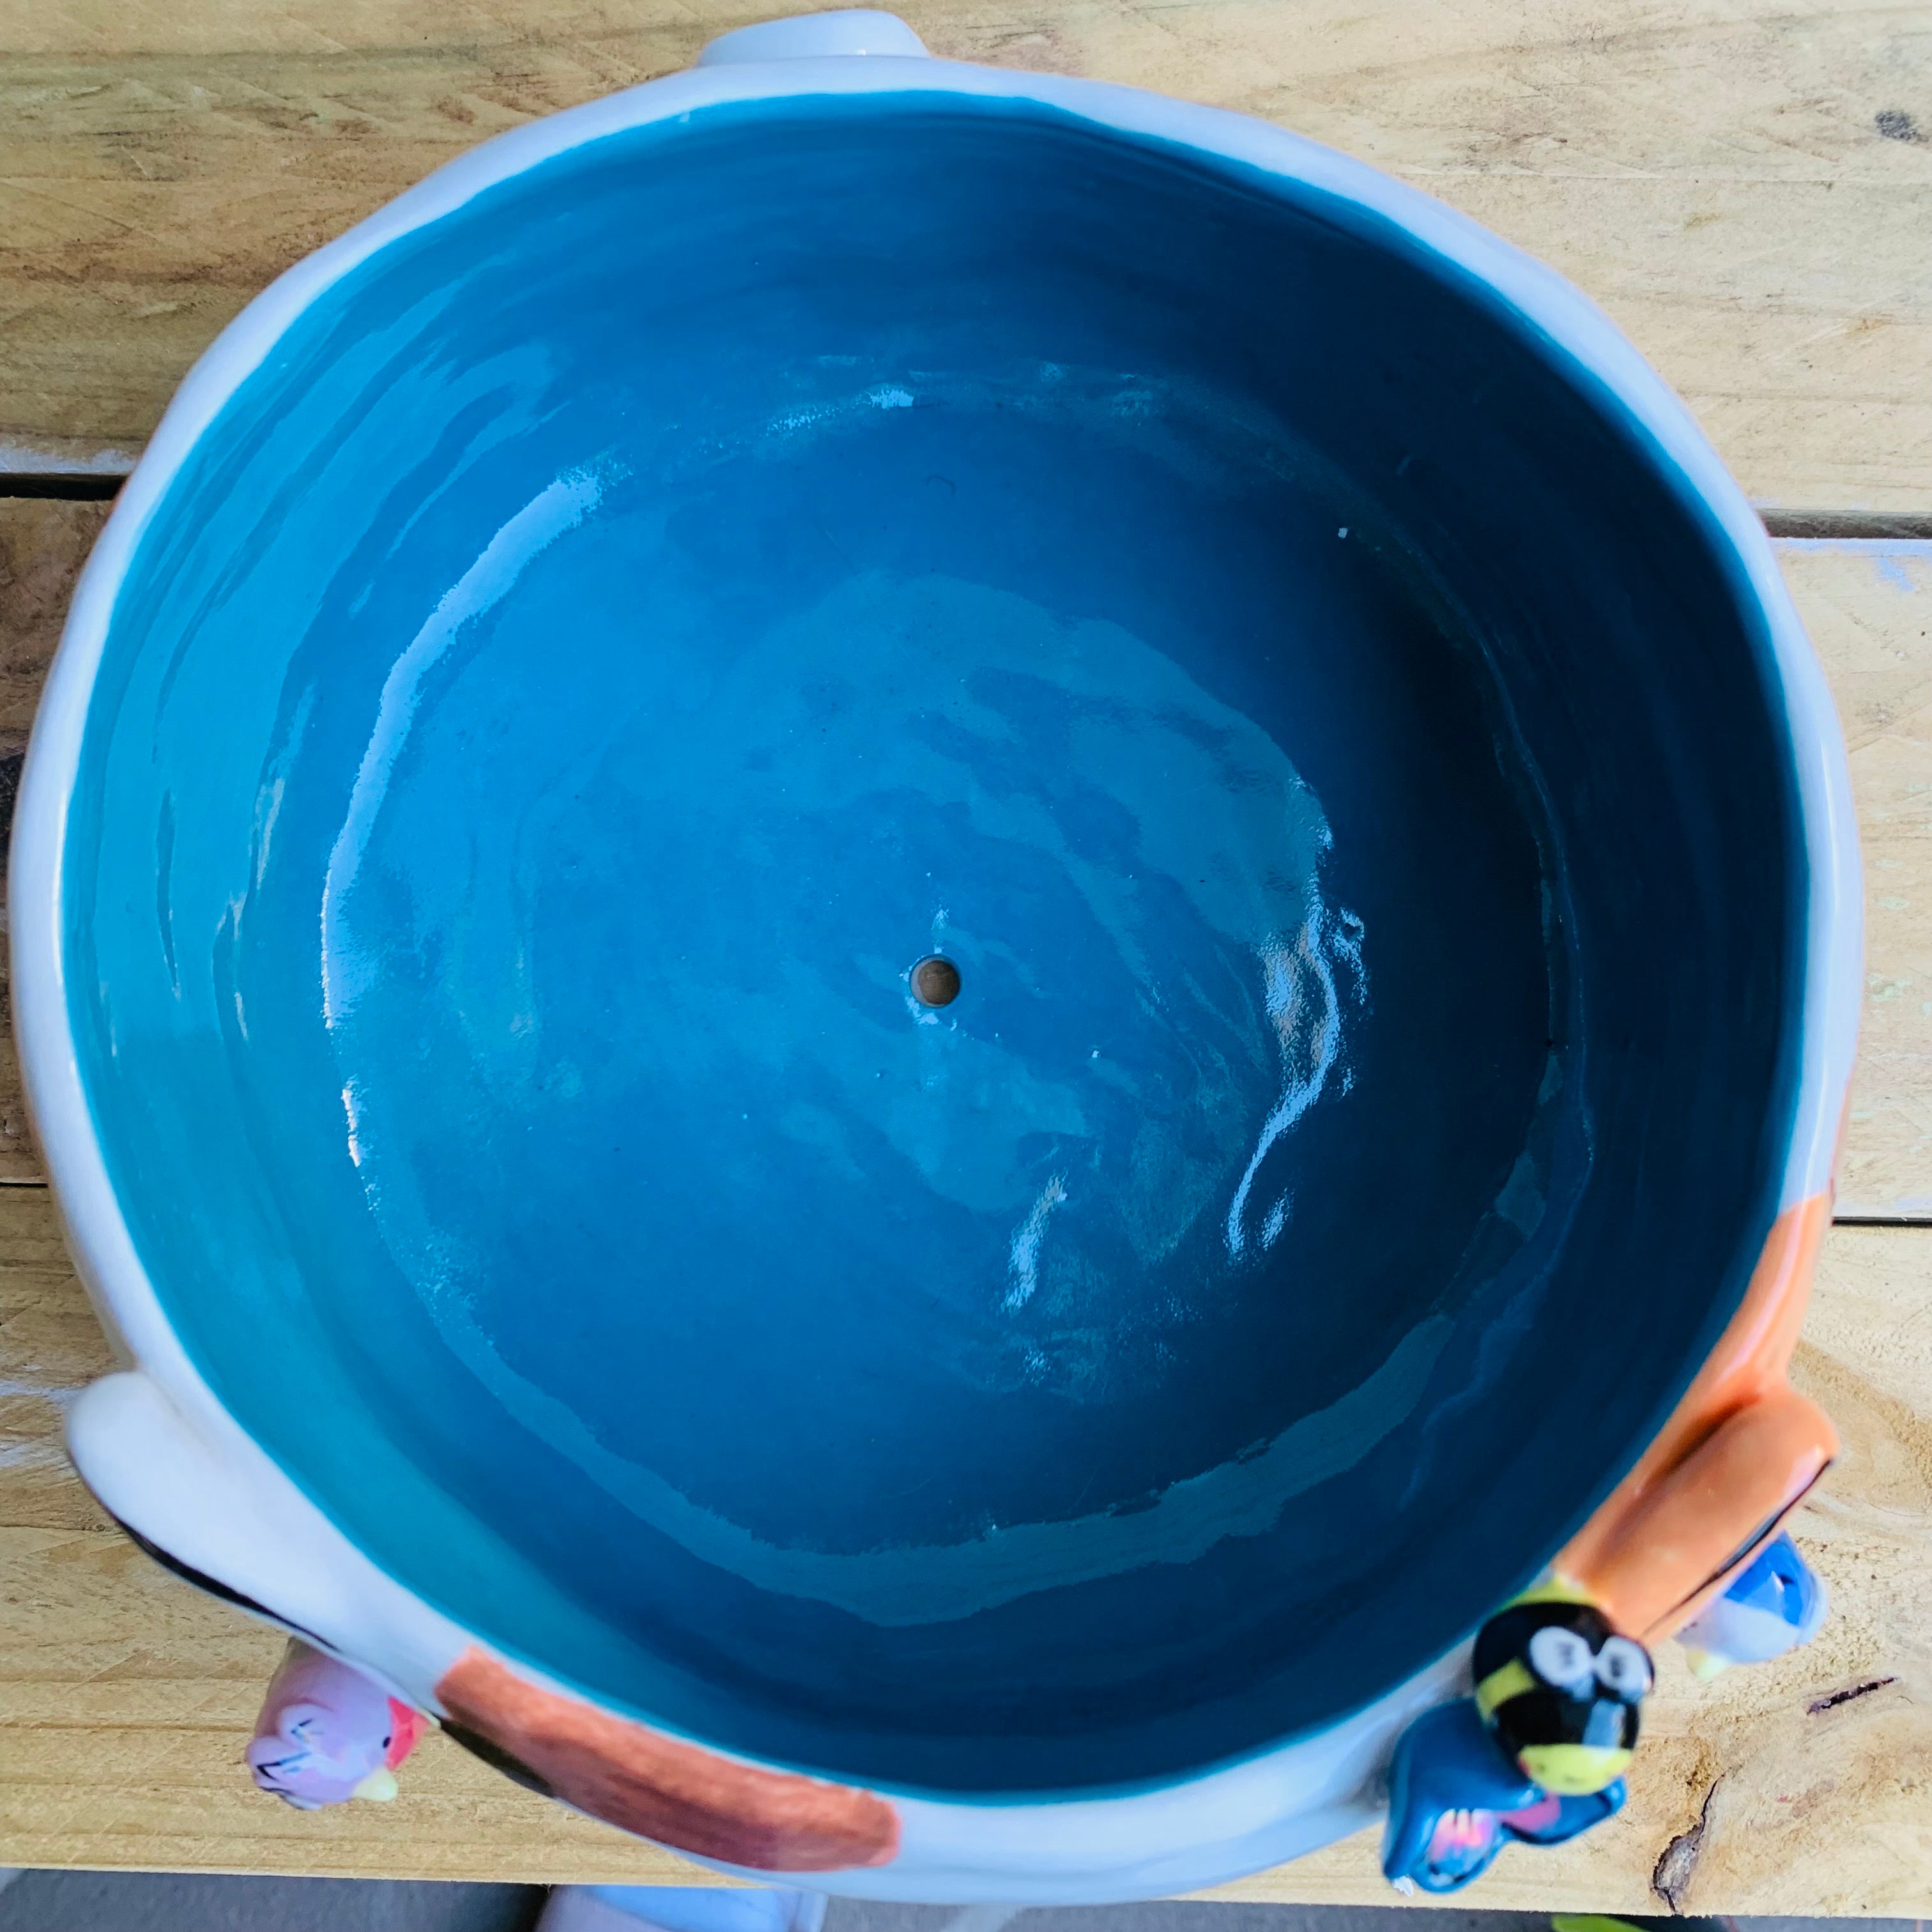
(19, 31, 1853, 1892)
(58, 96, 1797, 1797)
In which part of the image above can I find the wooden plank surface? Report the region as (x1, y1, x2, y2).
(2, 0, 1931, 511)
(0, 1189, 1926, 1908)
(3, 503, 1926, 1205)
(4, 0, 1929, 1900)
(1796, 537, 1932, 1216)
(0, 500, 110, 1181)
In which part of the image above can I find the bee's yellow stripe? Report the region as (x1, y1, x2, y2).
(1510, 1575, 1597, 1610)
(1473, 1656, 1536, 1721)
(1518, 1742, 1632, 1795)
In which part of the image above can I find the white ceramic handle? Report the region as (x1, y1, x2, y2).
(697, 8, 929, 65)
(67, 1371, 464, 1699)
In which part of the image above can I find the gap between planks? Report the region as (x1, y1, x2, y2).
(4, 1174, 1922, 1227)
(3, 470, 1929, 540)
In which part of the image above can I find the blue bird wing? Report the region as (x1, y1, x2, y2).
(1382, 1699, 1538, 1893)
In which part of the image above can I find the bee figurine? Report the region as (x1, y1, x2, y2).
(1382, 1583, 1651, 1893)
(1383, 1194, 1838, 1893)
(1473, 1586, 1652, 1791)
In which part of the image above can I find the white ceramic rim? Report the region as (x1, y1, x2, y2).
(10, 26, 1862, 1900)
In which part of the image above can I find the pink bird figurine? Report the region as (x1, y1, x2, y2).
(247, 1637, 427, 1809)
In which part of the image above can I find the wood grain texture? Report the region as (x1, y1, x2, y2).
(1803, 538, 1932, 1216)
(0, 1526, 713, 1887)
(0, 1186, 1927, 1905)
(1, 505, 1924, 1202)
(1, 0, 1929, 509)
(0, 499, 111, 1183)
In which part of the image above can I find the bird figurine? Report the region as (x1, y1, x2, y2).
(247, 1637, 427, 1809)
(1381, 1694, 1626, 1892)
(1675, 1529, 1828, 1678)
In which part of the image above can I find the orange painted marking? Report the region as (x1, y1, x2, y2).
(436, 1649, 900, 1871)
(1556, 1192, 1837, 1642)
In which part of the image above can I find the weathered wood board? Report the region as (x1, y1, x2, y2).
(0, 500, 111, 1181)
(2, 502, 1924, 1206)
(2, 0, 1929, 1899)
(0, 1188, 1926, 1908)
(1796, 537, 1932, 1216)
(2, 0, 1930, 510)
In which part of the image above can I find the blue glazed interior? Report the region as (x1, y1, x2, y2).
(63, 95, 1800, 1794)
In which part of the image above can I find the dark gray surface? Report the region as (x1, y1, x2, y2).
(0, 1869, 545, 1932)
(818, 1912, 1558, 1932)
(0, 1874, 1919, 1932)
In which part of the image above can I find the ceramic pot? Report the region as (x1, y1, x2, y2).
(12, 10, 1860, 1901)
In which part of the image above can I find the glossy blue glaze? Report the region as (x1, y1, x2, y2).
(63, 97, 1800, 1793)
